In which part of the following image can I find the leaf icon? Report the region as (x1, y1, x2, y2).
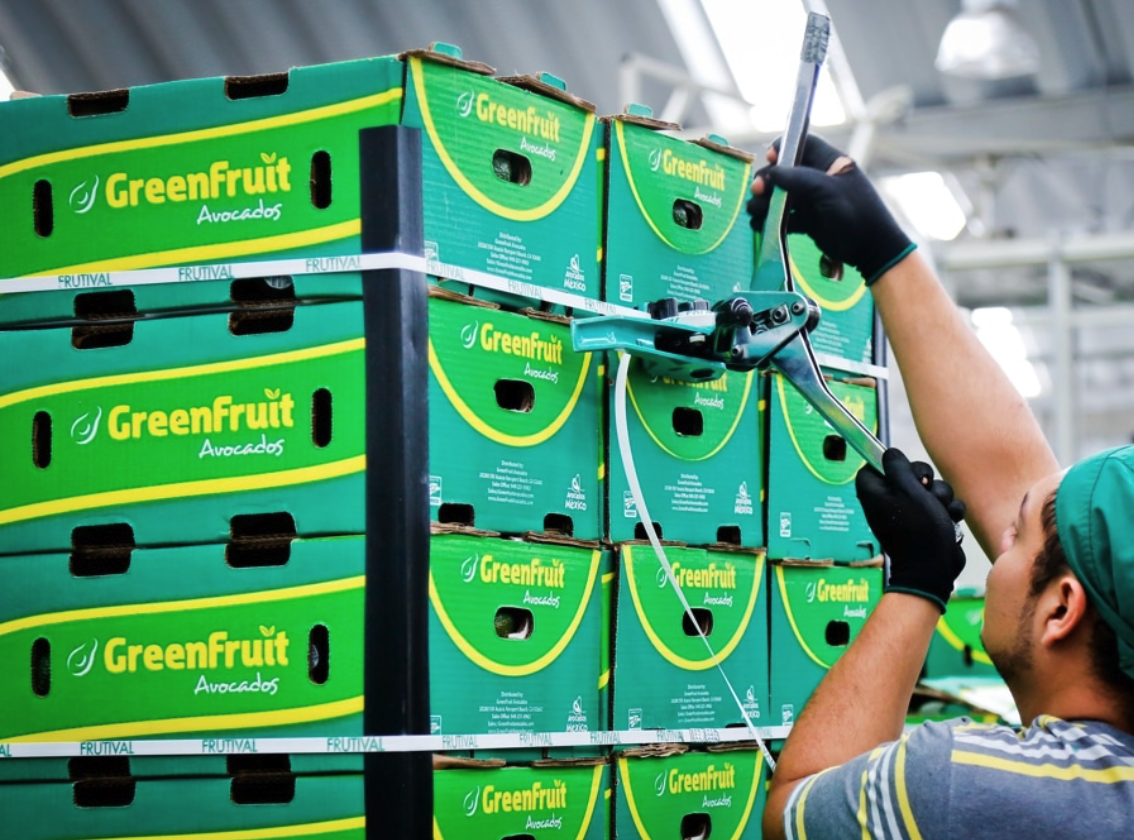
(260, 625, 276, 637)
(261, 152, 277, 164)
(264, 388, 281, 400)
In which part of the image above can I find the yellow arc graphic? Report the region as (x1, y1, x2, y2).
(46, 817, 367, 840)
(789, 253, 867, 312)
(776, 374, 867, 486)
(774, 565, 837, 670)
(935, 615, 993, 665)
(624, 545, 762, 670)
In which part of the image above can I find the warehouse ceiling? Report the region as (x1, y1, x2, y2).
(2, 0, 1134, 464)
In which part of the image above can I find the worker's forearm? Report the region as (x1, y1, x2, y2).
(763, 593, 939, 839)
(872, 252, 1059, 556)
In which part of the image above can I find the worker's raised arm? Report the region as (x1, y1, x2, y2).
(749, 136, 1058, 555)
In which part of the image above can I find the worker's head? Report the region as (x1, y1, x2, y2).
(983, 445, 1134, 710)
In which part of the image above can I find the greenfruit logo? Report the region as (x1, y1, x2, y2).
(106, 389, 295, 441)
(102, 152, 291, 209)
(805, 578, 871, 603)
(67, 639, 100, 677)
(70, 408, 103, 445)
(460, 553, 481, 584)
(657, 561, 737, 592)
(467, 91, 562, 143)
(457, 91, 476, 118)
(668, 762, 736, 794)
(475, 554, 566, 589)
(660, 149, 727, 191)
(97, 627, 290, 674)
(480, 780, 567, 815)
(460, 320, 480, 349)
(69, 176, 100, 214)
(463, 787, 480, 817)
(476, 322, 564, 365)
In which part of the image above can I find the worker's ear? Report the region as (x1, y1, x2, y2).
(1039, 573, 1090, 647)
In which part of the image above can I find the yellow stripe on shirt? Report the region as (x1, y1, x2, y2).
(952, 750, 1134, 783)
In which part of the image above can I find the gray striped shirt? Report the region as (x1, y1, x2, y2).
(785, 716, 1134, 839)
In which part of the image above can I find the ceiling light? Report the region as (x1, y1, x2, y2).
(971, 307, 1043, 398)
(935, 0, 1039, 80)
(880, 171, 967, 241)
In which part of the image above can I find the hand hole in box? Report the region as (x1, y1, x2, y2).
(309, 625, 330, 685)
(673, 198, 704, 230)
(32, 411, 52, 468)
(682, 608, 714, 637)
(34, 179, 54, 237)
(544, 513, 574, 537)
(825, 620, 850, 647)
(963, 644, 974, 667)
(492, 149, 532, 186)
(500, 835, 536, 840)
(819, 254, 844, 282)
(73, 777, 136, 808)
(228, 755, 292, 776)
(230, 277, 296, 304)
(439, 503, 475, 527)
(310, 151, 332, 209)
(225, 73, 289, 100)
(495, 607, 534, 640)
(312, 388, 333, 448)
(226, 512, 296, 568)
(31, 637, 51, 697)
(495, 379, 535, 412)
(716, 525, 741, 545)
(634, 522, 663, 541)
(71, 523, 135, 577)
(67, 89, 129, 117)
(822, 435, 847, 462)
(681, 812, 712, 840)
(69, 757, 131, 781)
(230, 773, 296, 805)
(71, 290, 139, 349)
(673, 407, 703, 437)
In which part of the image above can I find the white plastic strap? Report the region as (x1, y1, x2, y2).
(613, 352, 777, 772)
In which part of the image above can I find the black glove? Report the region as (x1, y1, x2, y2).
(855, 448, 966, 613)
(747, 136, 916, 285)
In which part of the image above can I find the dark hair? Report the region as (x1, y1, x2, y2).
(1031, 491, 1134, 708)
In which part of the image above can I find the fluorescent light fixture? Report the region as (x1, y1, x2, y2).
(936, 0, 1039, 80)
(880, 171, 967, 241)
(700, 0, 846, 131)
(971, 307, 1042, 398)
(0, 67, 13, 100)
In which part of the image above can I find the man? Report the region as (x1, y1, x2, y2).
(748, 137, 1134, 839)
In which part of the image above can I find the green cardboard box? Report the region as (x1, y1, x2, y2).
(434, 759, 608, 840)
(603, 109, 755, 307)
(0, 773, 366, 840)
(428, 295, 603, 538)
(402, 46, 602, 308)
(612, 544, 767, 731)
(925, 591, 999, 679)
(0, 752, 362, 784)
(428, 532, 605, 740)
(0, 57, 403, 282)
(0, 301, 366, 555)
(0, 536, 364, 742)
(609, 354, 762, 547)
(765, 371, 880, 562)
(769, 562, 882, 726)
(614, 746, 767, 839)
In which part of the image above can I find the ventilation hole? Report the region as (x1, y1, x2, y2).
(682, 608, 714, 637)
(633, 522, 662, 541)
(495, 379, 535, 412)
(229, 307, 294, 335)
(69, 757, 131, 781)
(492, 149, 532, 185)
(230, 277, 296, 304)
(71, 523, 135, 577)
(438, 503, 475, 526)
(501, 835, 536, 840)
(672, 198, 703, 230)
(673, 407, 703, 437)
(74, 290, 137, 320)
(819, 254, 844, 281)
(72, 323, 135, 349)
(544, 513, 574, 537)
(228, 754, 292, 775)
(33, 179, 54, 237)
(963, 644, 974, 668)
(312, 388, 332, 448)
(495, 607, 534, 640)
(681, 813, 712, 840)
(309, 624, 329, 685)
(230, 773, 295, 805)
(67, 89, 130, 117)
(225, 73, 289, 100)
(226, 513, 296, 568)
(716, 526, 741, 545)
(31, 638, 51, 697)
(32, 411, 52, 469)
(825, 620, 850, 647)
(310, 151, 332, 209)
(74, 777, 136, 808)
(822, 435, 847, 462)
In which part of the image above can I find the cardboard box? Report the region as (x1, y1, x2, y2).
(614, 745, 767, 839)
(612, 544, 767, 731)
(0, 773, 365, 839)
(428, 531, 605, 740)
(428, 295, 603, 538)
(0, 536, 364, 742)
(765, 371, 879, 563)
(608, 355, 762, 547)
(0, 752, 362, 784)
(0, 301, 366, 555)
(434, 758, 608, 840)
(925, 591, 999, 679)
(0, 58, 403, 281)
(768, 562, 882, 726)
(402, 46, 602, 308)
(603, 109, 755, 307)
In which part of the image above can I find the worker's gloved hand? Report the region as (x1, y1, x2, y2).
(747, 135, 916, 285)
(855, 448, 966, 613)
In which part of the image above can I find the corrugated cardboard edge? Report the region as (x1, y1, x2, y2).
(431, 522, 503, 538)
(617, 537, 688, 549)
(399, 47, 495, 76)
(691, 136, 756, 163)
(705, 741, 772, 754)
(427, 285, 501, 309)
(704, 544, 767, 557)
(839, 376, 878, 389)
(497, 74, 596, 114)
(531, 756, 610, 769)
(520, 308, 572, 326)
(523, 531, 603, 550)
(617, 743, 690, 759)
(771, 557, 835, 568)
(602, 112, 682, 132)
(847, 555, 885, 568)
(432, 754, 507, 769)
